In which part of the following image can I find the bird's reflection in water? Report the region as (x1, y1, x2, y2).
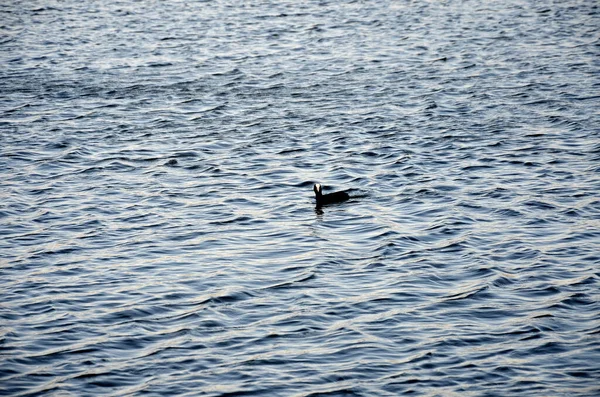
(314, 205, 324, 217)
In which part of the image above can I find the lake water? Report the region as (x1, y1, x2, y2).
(1, 0, 599, 396)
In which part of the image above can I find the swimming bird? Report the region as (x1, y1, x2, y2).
(313, 183, 350, 206)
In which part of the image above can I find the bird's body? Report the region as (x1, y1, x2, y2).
(314, 183, 350, 206)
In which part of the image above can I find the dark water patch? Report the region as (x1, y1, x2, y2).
(491, 275, 516, 288)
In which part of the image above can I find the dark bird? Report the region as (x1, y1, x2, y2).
(313, 183, 350, 206)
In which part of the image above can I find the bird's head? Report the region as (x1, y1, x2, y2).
(313, 183, 322, 196)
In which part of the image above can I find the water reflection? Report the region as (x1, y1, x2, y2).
(1, 0, 598, 395)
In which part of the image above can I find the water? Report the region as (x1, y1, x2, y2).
(1, 0, 599, 395)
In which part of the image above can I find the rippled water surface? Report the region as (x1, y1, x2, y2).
(1, 0, 600, 395)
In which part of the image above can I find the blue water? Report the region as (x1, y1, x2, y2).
(1, 0, 599, 395)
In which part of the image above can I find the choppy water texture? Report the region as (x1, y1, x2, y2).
(1, 0, 600, 395)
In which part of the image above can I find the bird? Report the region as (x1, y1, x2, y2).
(313, 183, 350, 206)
